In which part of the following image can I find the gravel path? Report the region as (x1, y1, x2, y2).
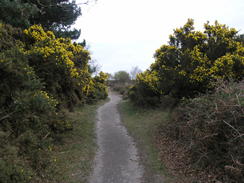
(89, 92, 143, 183)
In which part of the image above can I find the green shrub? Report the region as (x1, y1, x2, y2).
(130, 20, 244, 106)
(0, 160, 33, 183)
(0, 43, 56, 181)
(0, 23, 108, 182)
(86, 72, 109, 102)
(128, 71, 161, 106)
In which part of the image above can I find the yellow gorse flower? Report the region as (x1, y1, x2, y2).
(23, 25, 91, 79)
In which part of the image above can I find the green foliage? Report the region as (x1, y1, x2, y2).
(162, 81, 244, 182)
(0, 0, 81, 39)
(0, 0, 38, 28)
(23, 25, 88, 109)
(90, 72, 109, 100)
(29, 0, 81, 39)
(0, 23, 108, 182)
(130, 20, 244, 105)
(0, 159, 33, 183)
(0, 23, 23, 49)
(0, 23, 56, 182)
(114, 70, 131, 83)
(128, 71, 161, 106)
(111, 71, 132, 96)
(22, 25, 109, 109)
(128, 19, 244, 181)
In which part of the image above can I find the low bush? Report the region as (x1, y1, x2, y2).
(87, 72, 109, 102)
(161, 81, 244, 182)
(109, 80, 133, 97)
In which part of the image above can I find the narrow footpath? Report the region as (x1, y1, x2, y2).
(89, 92, 143, 183)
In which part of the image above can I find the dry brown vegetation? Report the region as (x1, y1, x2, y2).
(157, 81, 244, 183)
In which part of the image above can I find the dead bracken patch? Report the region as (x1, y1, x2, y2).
(156, 81, 244, 183)
(155, 134, 218, 183)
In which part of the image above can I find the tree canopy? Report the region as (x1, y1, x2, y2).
(114, 70, 131, 83)
(0, 0, 82, 39)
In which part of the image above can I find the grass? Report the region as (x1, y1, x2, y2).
(48, 99, 108, 183)
(118, 100, 175, 183)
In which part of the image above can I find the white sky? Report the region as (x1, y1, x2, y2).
(75, 0, 244, 74)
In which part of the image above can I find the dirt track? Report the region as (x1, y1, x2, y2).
(89, 92, 143, 183)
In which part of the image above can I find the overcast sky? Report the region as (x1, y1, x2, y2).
(75, 0, 244, 74)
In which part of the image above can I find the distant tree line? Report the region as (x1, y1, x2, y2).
(109, 67, 142, 82)
(108, 68, 142, 95)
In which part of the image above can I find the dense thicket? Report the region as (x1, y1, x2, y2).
(161, 81, 244, 182)
(0, 0, 81, 39)
(129, 20, 244, 106)
(0, 23, 108, 182)
(128, 20, 244, 182)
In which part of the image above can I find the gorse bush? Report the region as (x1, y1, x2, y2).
(162, 81, 244, 182)
(128, 71, 161, 106)
(0, 0, 106, 181)
(23, 25, 92, 109)
(129, 20, 244, 106)
(128, 19, 244, 181)
(0, 23, 108, 182)
(0, 23, 64, 182)
(89, 72, 109, 101)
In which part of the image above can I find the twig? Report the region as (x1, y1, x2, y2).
(223, 120, 240, 135)
(42, 132, 50, 140)
(235, 94, 240, 105)
(231, 155, 244, 166)
(0, 112, 14, 122)
(201, 133, 218, 140)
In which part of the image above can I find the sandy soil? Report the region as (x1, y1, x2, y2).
(89, 92, 144, 183)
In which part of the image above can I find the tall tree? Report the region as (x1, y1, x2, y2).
(0, 0, 38, 28)
(29, 0, 81, 39)
(0, 0, 82, 39)
(114, 71, 130, 83)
